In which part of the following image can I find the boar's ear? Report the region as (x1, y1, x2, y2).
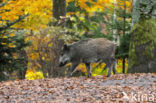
(63, 44, 70, 51)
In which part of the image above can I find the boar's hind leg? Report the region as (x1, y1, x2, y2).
(107, 58, 116, 77)
(68, 63, 78, 77)
(85, 63, 92, 77)
(106, 59, 113, 77)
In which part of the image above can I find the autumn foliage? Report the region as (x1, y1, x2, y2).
(0, 0, 132, 80)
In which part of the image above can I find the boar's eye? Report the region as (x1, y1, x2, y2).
(63, 44, 70, 51)
(63, 44, 68, 49)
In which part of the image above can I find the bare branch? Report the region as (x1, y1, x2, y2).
(0, 0, 10, 8)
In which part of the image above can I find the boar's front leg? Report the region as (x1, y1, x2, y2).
(112, 58, 117, 74)
(68, 62, 78, 77)
(85, 63, 92, 77)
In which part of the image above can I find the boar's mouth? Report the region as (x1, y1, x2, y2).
(58, 61, 68, 67)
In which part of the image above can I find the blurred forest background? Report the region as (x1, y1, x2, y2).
(0, 0, 155, 81)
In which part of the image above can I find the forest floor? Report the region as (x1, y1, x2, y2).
(0, 73, 156, 103)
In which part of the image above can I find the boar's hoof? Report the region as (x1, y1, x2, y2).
(106, 74, 111, 77)
(67, 73, 72, 78)
(87, 73, 92, 78)
(67, 75, 72, 78)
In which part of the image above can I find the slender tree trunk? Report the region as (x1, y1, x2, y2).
(49, 0, 66, 77)
(123, 0, 126, 37)
(122, 58, 125, 73)
(128, 0, 156, 73)
(122, 1, 126, 74)
(17, 50, 28, 79)
(113, 0, 120, 45)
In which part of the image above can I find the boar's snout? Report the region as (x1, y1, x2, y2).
(58, 61, 67, 67)
(58, 62, 64, 67)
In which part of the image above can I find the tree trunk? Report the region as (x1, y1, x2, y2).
(53, 0, 66, 20)
(48, 0, 66, 77)
(122, 58, 125, 73)
(128, 0, 156, 73)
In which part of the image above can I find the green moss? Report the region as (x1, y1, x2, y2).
(129, 41, 139, 69)
(129, 19, 156, 69)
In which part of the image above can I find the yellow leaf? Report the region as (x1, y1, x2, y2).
(9, 33, 15, 37)
(48, 43, 52, 47)
(42, 57, 45, 60)
(8, 43, 16, 48)
(2, 36, 8, 38)
(1, 43, 7, 45)
(13, 53, 18, 59)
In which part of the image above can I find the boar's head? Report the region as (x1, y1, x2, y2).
(59, 44, 71, 67)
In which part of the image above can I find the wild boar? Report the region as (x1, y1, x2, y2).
(59, 38, 116, 77)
